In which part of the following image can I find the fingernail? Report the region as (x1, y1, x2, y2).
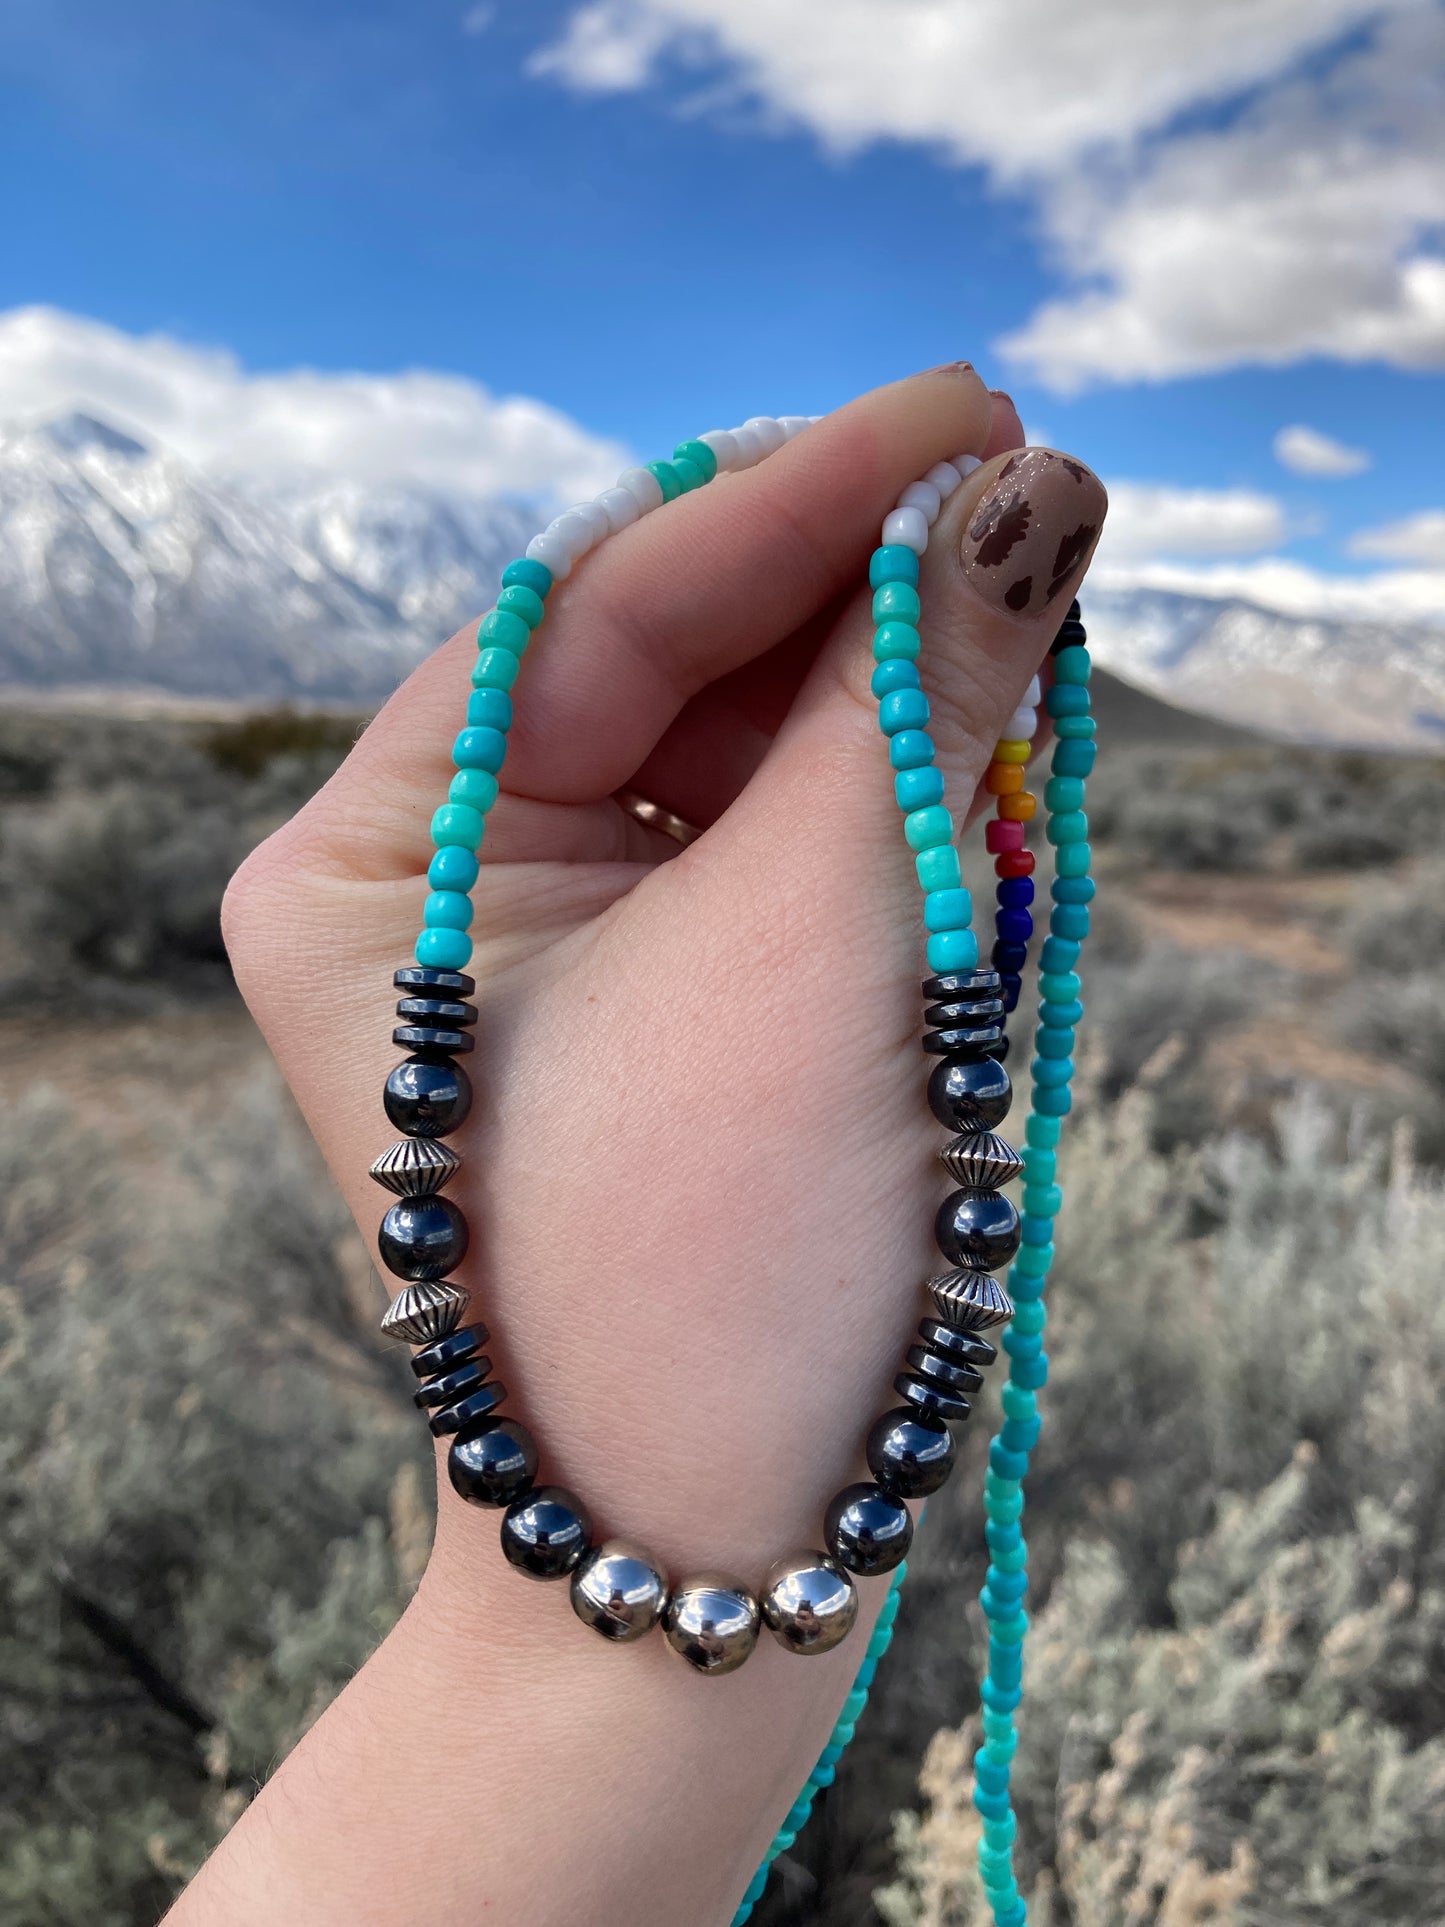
(988, 388, 1015, 406)
(959, 448, 1107, 617)
(919, 360, 975, 377)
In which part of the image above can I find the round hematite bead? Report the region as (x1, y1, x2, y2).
(378, 1194, 469, 1281)
(384, 1055, 472, 1138)
(663, 1576, 760, 1676)
(928, 1053, 1012, 1131)
(448, 1417, 537, 1507)
(570, 1542, 669, 1642)
(761, 1552, 858, 1655)
(824, 1482, 913, 1577)
(866, 1406, 956, 1499)
(934, 1188, 1021, 1272)
(500, 1486, 592, 1579)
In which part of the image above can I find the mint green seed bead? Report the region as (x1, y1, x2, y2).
(896, 766, 945, 811)
(1056, 839, 1092, 877)
(478, 608, 531, 655)
(982, 1814, 1017, 1850)
(1054, 713, 1097, 739)
(1001, 1382, 1037, 1420)
(449, 769, 498, 811)
(1047, 809, 1089, 845)
(1044, 775, 1085, 813)
(873, 620, 922, 662)
(645, 459, 682, 502)
(1052, 643, 1091, 683)
(924, 887, 973, 932)
(496, 583, 546, 629)
(1022, 1146, 1056, 1182)
(927, 929, 979, 973)
(1026, 1113, 1063, 1147)
(981, 1708, 1015, 1739)
(1039, 970, 1081, 1002)
(415, 926, 472, 970)
(673, 438, 718, 481)
(991, 1541, 1030, 1572)
(872, 582, 921, 626)
(988, 1488, 1024, 1524)
(841, 1687, 869, 1722)
(472, 646, 520, 690)
(978, 1844, 1014, 1879)
(870, 544, 920, 588)
(984, 1467, 1021, 1499)
(905, 804, 954, 850)
(915, 845, 962, 891)
(1023, 1182, 1063, 1216)
(866, 1628, 893, 1658)
(423, 889, 473, 931)
(832, 1721, 856, 1747)
(1011, 1298, 1046, 1336)
(431, 802, 485, 851)
(671, 456, 705, 492)
(984, 1731, 1019, 1764)
(991, 1610, 1030, 1644)
(1013, 1243, 1053, 1277)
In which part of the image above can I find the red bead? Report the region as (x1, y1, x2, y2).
(995, 850, 1036, 878)
(985, 819, 1025, 854)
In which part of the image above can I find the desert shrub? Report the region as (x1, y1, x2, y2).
(201, 708, 365, 780)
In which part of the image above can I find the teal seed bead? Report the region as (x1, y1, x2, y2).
(987, 1568, 1028, 1604)
(873, 621, 922, 662)
(1022, 1146, 1056, 1181)
(1041, 936, 1081, 973)
(501, 557, 553, 597)
(472, 646, 521, 690)
(1052, 644, 1091, 683)
(453, 726, 508, 773)
(904, 804, 954, 850)
(985, 1518, 1022, 1552)
(1023, 1182, 1063, 1216)
(854, 1656, 879, 1689)
(979, 1850, 1015, 1884)
(1003, 1326, 1042, 1362)
(1051, 904, 1091, 940)
(415, 926, 472, 970)
(981, 1679, 1021, 1715)
(890, 729, 936, 771)
(1039, 970, 1081, 1003)
(991, 1610, 1029, 1645)
(810, 1763, 836, 1788)
(1047, 809, 1089, 845)
(872, 657, 922, 698)
(1001, 1383, 1037, 1421)
(1045, 682, 1089, 717)
(873, 581, 922, 626)
(1052, 875, 1096, 903)
(1026, 1113, 1062, 1148)
(479, 608, 532, 655)
(896, 767, 946, 811)
(646, 459, 683, 502)
(985, 1468, 1021, 1502)
(876, 1592, 901, 1630)
(431, 802, 485, 850)
(1013, 1351, 1050, 1388)
(671, 456, 705, 492)
(927, 929, 979, 973)
(987, 1450, 1028, 1486)
(983, 1813, 1018, 1851)
(423, 890, 473, 931)
(841, 1688, 869, 1722)
(495, 583, 546, 629)
(924, 887, 973, 932)
(1044, 775, 1085, 813)
(1000, 1413, 1041, 1452)
(1020, 1214, 1053, 1246)
(1056, 840, 1093, 877)
(916, 844, 962, 891)
(1035, 1084, 1073, 1116)
(770, 1830, 797, 1855)
(870, 544, 920, 588)
(467, 688, 513, 731)
(974, 1786, 1012, 1822)
(1013, 1243, 1053, 1278)
(1053, 713, 1096, 738)
(673, 438, 718, 481)
(1052, 737, 1096, 777)
(832, 1721, 857, 1746)
(990, 1528, 1032, 1563)
(449, 769, 498, 811)
(428, 845, 479, 892)
(1034, 1027, 1073, 1059)
(981, 1708, 1015, 1738)
(1040, 996, 1083, 1027)
(1032, 1056, 1073, 1088)
(975, 1755, 1011, 1795)
(1011, 1300, 1046, 1336)
(879, 688, 930, 734)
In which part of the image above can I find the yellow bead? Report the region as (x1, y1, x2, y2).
(992, 739, 1031, 764)
(984, 763, 1024, 796)
(998, 790, 1037, 821)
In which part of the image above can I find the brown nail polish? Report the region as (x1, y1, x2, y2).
(959, 449, 1107, 617)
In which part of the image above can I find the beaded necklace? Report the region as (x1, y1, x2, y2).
(370, 415, 1093, 1927)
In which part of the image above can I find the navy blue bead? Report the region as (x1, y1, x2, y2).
(996, 876, 1034, 908)
(992, 940, 1029, 973)
(999, 973, 1022, 1012)
(995, 909, 1033, 945)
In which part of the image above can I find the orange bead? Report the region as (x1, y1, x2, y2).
(984, 763, 1024, 796)
(998, 790, 1037, 821)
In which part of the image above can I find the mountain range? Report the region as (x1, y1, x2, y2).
(0, 411, 1439, 749)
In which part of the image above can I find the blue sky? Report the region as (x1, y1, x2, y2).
(2, 0, 1443, 620)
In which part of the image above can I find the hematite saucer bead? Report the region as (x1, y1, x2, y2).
(395, 965, 476, 998)
(761, 1552, 858, 1655)
(428, 1379, 506, 1437)
(500, 1486, 592, 1580)
(866, 1406, 956, 1498)
(935, 1188, 1022, 1272)
(921, 967, 1002, 1006)
(924, 995, 1005, 1029)
(378, 1194, 469, 1281)
(928, 1053, 1012, 1131)
(369, 1136, 462, 1197)
(448, 1417, 538, 1508)
(918, 1318, 997, 1368)
(410, 1321, 489, 1379)
(395, 996, 477, 1028)
(380, 1278, 468, 1345)
(823, 1482, 913, 1577)
(384, 1055, 472, 1139)
(939, 1130, 1022, 1190)
(393, 1025, 476, 1056)
(922, 1020, 1004, 1059)
(570, 1542, 669, 1642)
(663, 1575, 761, 1675)
(894, 1370, 971, 1425)
(929, 1267, 1015, 1332)
(412, 1357, 492, 1409)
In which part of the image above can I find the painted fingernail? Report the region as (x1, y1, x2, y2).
(959, 449, 1107, 617)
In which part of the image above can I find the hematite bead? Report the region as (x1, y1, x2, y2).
(922, 1021, 1004, 1059)
(761, 1552, 858, 1655)
(378, 1194, 469, 1281)
(369, 1136, 461, 1198)
(895, 1370, 971, 1424)
(928, 1053, 1012, 1131)
(905, 1344, 983, 1396)
(412, 1356, 492, 1409)
(393, 1025, 476, 1055)
(428, 1379, 506, 1437)
(410, 1321, 489, 1379)
(395, 965, 476, 998)
(663, 1576, 761, 1676)
(448, 1417, 537, 1507)
(383, 1055, 472, 1138)
(921, 967, 1001, 1006)
(924, 996, 1005, 1029)
(824, 1482, 913, 1577)
(395, 996, 477, 1028)
(929, 1267, 1015, 1332)
(500, 1486, 592, 1580)
(570, 1542, 668, 1642)
(866, 1406, 956, 1498)
(918, 1318, 997, 1367)
(935, 1188, 1022, 1272)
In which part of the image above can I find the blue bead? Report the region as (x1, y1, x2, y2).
(924, 887, 973, 933)
(1012, 1351, 1050, 1388)
(1031, 1056, 1073, 1088)
(1040, 935, 1081, 973)
(896, 766, 946, 811)
(1039, 997, 1084, 1027)
(989, 1442, 1030, 1481)
(1051, 875, 1096, 903)
(501, 557, 553, 597)
(974, 1785, 1012, 1821)
(453, 726, 508, 773)
(427, 845, 479, 892)
(870, 657, 922, 698)
(995, 908, 1033, 944)
(879, 688, 931, 734)
(423, 889, 473, 931)
(997, 876, 1034, 908)
(927, 928, 979, 972)
(981, 1678, 1022, 1713)
(985, 1519, 1022, 1552)
(467, 687, 513, 732)
(993, 940, 1028, 973)
(1050, 904, 1091, 940)
(999, 972, 1022, 1012)
(415, 926, 473, 969)
(1020, 1215, 1054, 1246)
(975, 1757, 1011, 1796)
(1003, 1326, 1043, 1360)
(890, 728, 936, 770)
(870, 543, 920, 588)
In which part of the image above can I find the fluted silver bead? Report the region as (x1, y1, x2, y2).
(570, 1542, 669, 1643)
(662, 1574, 760, 1676)
(928, 1267, 1015, 1332)
(379, 1278, 468, 1345)
(369, 1136, 462, 1197)
(760, 1551, 858, 1656)
(939, 1130, 1022, 1191)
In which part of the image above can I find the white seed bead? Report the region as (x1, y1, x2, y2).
(882, 506, 930, 555)
(526, 530, 572, 579)
(569, 501, 612, 544)
(547, 509, 600, 561)
(617, 466, 666, 513)
(700, 429, 739, 469)
(777, 415, 811, 439)
(597, 487, 641, 534)
(925, 461, 964, 496)
(728, 424, 767, 467)
(743, 416, 787, 456)
(1025, 675, 1042, 705)
(951, 453, 983, 476)
(897, 480, 942, 525)
(1005, 706, 1037, 740)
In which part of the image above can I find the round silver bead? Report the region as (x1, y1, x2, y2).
(662, 1573, 760, 1676)
(569, 1541, 668, 1643)
(760, 1551, 858, 1656)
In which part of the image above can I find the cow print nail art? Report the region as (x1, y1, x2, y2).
(959, 449, 1107, 619)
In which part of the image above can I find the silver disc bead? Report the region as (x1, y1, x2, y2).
(939, 1130, 1022, 1191)
(379, 1278, 468, 1345)
(570, 1541, 669, 1643)
(760, 1551, 858, 1656)
(662, 1574, 760, 1676)
(928, 1267, 1015, 1333)
(369, 1136, 462, 1197)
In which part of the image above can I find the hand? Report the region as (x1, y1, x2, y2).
(193, 367, 1106, 1927)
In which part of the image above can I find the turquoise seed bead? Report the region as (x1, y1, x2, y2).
(1052, 874, 1096, 903)
(1012, 1351, 1050, 1388)
(501, 557, 552, 597)
(924, 887, 973, 932)
(890, 729, 936, 771)
(1040, 997, 1083, 1027)
(673, 438, 718, 481)
(974, 1786, 1012, 1821)
(841, 1688, 869, 1722)
(1039, 970, 1081, 1002)
(1020, 1214, 1053, 1246)
(1022, 1146, 1056, 1181)
(916, 844, 962, 891)
(879, 688, 930, 734)
(832, 1722, 857, 1747)
(1046, 809, 1089, 845)
(1035, 1084, 1073, 1116)
(871, 657, 921, 698)
(876, 1589, 902, 1628)
(496, 583, 546, 628)
(991, 1611, 1029, 1644)
(982, 1814, 1017, 1851)
(1045, 682, 1089, 717)
(1041, 936, 1081, 973)
(988, 1446, 1029, 1483)
(1044, 775, 1085, 813)
(1023, 1182, 1063, 1216)
(671, 456, 705, 493)
(1056, 840, 1093, 877)
(904, 804, 954, 850)
(975, 1756, 1011, 1795)
(472, 646, 521, 690)
(873, 582, 922, 626)
(1026, 1113, 1062, 1147)
(1052, 644, 1091, 683)
(870, 543, 920, 588)
(1001, 1384, 1037, 1421)
(1011, 1300, 1046, 1336)
(1054, 713, 1096, 738)
(988, 1569, 1028, 1604)
(1034, 1027, 1073, 1059)
(423, 890, 473, 931)
(1051, 737, 1096, 777)
(896, 767, 946, 811)
(989, 1646, 1022, 1683)
(981, 1679, 1022, 1713)
(449, 769, 499, 811)
(1051, 904, 1090, 940)
(428, 845, 479, 892)
(854, 1656, 879, 1688)
(479, 608, 532, 655)
(415, 926, 473, 970)
(1013, 1243, 1053, 1278)
(453, 726, 507, 773)
(985, 1468, 1021, 1501)
(770, 1830, 797, 1854)
(981, 1708, 1015, 1738)
(927, 929, 979, 973)
(997, 1902, 1028, 1927)
(873, 621, 922, 662)
(431, 803, 486, 850)
(467, 688, 513, 731)
(646, 459, 683, 502)
(810, 1764, 836, 1788)
(985, 1520, 1022, 1554)
(1003, 1330, 1042, 1364)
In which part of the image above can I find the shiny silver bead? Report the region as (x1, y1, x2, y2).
(369, 1136, 461, 1197)
(570, 1541, 669, 1643)
(379, 1278, 468, 1345)
(662, 1574, 760, 1676)
(928, 1267, 1015, 1333)
(760, 1551, 858, 1656)
(939, 1130, 1022, 1191)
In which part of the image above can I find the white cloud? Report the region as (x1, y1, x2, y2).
(461, 4, 496, 32)
(1273, 424, 1372, 478)
(1348, 508, 1445, 563)
(1091, 555, 1445, 627)
(0, 305, 628, 500)
(1099, 483, 1287, 564)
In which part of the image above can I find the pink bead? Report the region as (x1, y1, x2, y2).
(985, 819, 1025, 854)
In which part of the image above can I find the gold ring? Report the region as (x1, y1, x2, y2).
(613, 785, 703, 847)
